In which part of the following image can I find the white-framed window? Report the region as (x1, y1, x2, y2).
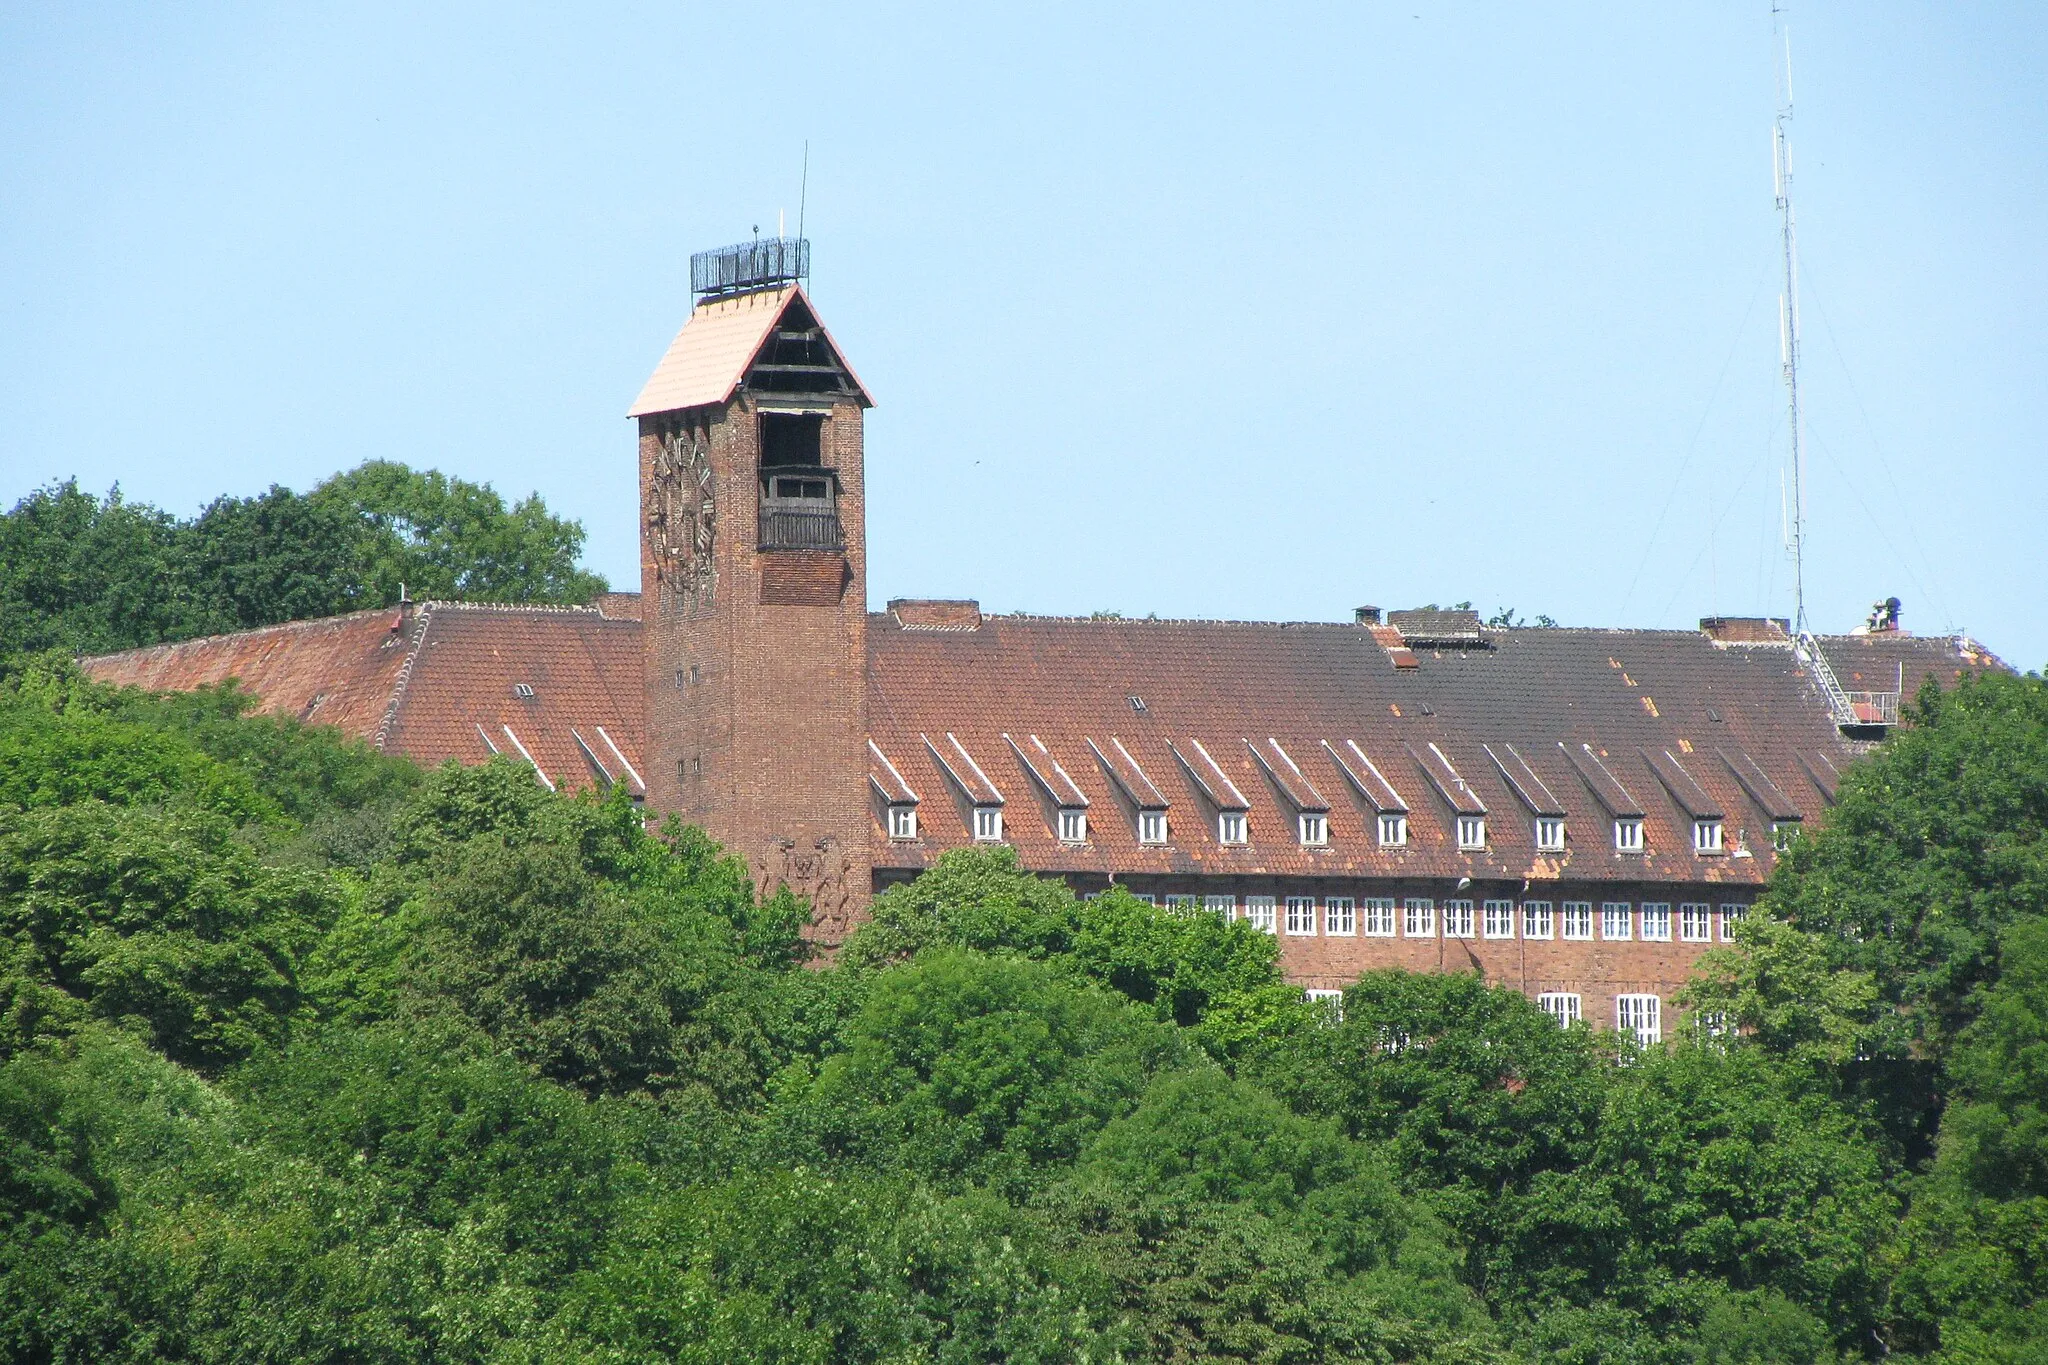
(1305, 988, 1345, 1021)
(887, 805, 918, 840)
(1535, 817, 1566, 852)
(1720, 904, 1747, 942)
(1456, 814, 1487, 850)
(973, 806, 1003, 842)
(1218, 810, 1247, 845)
(1538, 992, 1582, 1026)
(1679, 903, 1713, 942)
(1640, 902, 1672, 942)
(1561, 901, 1594, 940)
(1204, 894, 1237, 920)
(1693, 819, 1724, 854)
(1245, 895, 1277, 934)
(1614, 818, 1644, 853)
(1284, 896, 1318, 935)
(1601, 902, 1633, 940)
(1694, 1010, 1733, 1041)
(1165, 894, 1198, 914)
(1522, 901, 1555, 939)
(1299, 812, 1329, 846)
(1324, 897, 1357, 936)
(1377, 812, 1408, 846)
(1403, 898, 1435, 938)
(1128, 893, 1156, 905)
(1138, 810, 1167, 845)
(1444, 899, 1475, 938)
(1362, 898, 1397, 937)
(1058, 808, 1087, 843)
(1483, 899, 1516, 939)
(1772, 820, 1799, 853)
(1615, 993, 1662, 1045)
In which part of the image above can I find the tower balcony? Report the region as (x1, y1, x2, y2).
(758, 501, 844, 551)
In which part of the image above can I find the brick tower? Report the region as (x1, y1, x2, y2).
(629, 239, 875, 938)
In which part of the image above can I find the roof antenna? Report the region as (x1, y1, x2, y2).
(1773, 1, 1808, 635)
(798, 140, 810, 283)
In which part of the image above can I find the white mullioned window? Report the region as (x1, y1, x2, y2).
(1403, 898, 1435, 938)
(1444, 899, 1475, 938)
(1128, 893, 1156, 905)
(1299, 812, 1329, 846)
(1693, 819, 1724, 854)
(1772, 821, 1799, 852)
(1615, 818, 1644, 852)
(1522, 901, 1555, 939)
(1058, 808, 1087, 843)
(1245, 895, 1278, 933)
(1362, 898, 1397, 937)
(1601, 902, 1633, 940)
(1561, 901, 1594, 940)
(1457, 815, 1487, 850)
(1138, 810, 1167, 845)
(1324, 897, 1357, 936)
(1218, 811, 1247, 845)
(1534, 817, 1566, 852)
(887, 805, 918, 840)
(1284, 896, 1318, 935)
(1165, 894, 1198, 914)
(1204, 894, 1237, 920)
(1538, 992, 1582, 1026)
(1615, 994, 1662, 1045)
(1640, 902, 1672, 942)
(1679, 903, 1713, 942)
(1377, 812, 1408, 846)
(973, 806, 1003, 842)
(1483, 899, 1516, 939)
(1305, 988, 1345, 1021)
(1720, 904, 1747, 942)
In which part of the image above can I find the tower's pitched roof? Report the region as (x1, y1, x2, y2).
(627, 284, 873, 417)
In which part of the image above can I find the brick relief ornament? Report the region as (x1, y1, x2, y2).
(768, 834, 858, 940)
(648, 429, 715, 617)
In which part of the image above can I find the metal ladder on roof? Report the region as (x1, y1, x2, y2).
(1795, 631, 1859, 729)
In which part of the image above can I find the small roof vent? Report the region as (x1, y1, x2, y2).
(512, 682, 536, 700)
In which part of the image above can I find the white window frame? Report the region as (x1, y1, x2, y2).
(1456, 814, 1487, 851)
(1720, 904, 1747, 942)
(1362, 897, 1397, 937)
(1614, 818, 1644, 853)
(1679, 903, 1713, 942)
(1298, 812, 1328, 847)
(1444, 899, 1476, 938)
(1377, 812, 1408, 847)
(1138, 810, 1168, 845)
(1403, 897, 1435, 938)
(1304, 988, 1345, 1021)
(1534, 817, 1566, 852)
(1483, 899, 1516, 939)
(1245, 895, 1277, 934)
(1561, 901, 1594, 940)
(1284, 896, 1318, 936)
(1204, 894, 1237, 920)
(1772, 820, 1799, 853)
(1128, 892, 1156, 905)
(1058, 808, 1087, 844)
(1324, 896, 1357, 936)
(887, 804, 918, 840)
(1693, 818, 1724, 854)
(1164, 894, 1198, 915)
(1218, 810, 1248, 845)
(1615, 993, 1662, 1045)
(1538, 992, 1582, 1026)
(1522, 901, 1555, 939)
(1601, 902, 1633, 941)
(1640, 902, 1672, 942)
(973, 806, 1003, 842)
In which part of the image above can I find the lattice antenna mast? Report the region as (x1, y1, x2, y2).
(1773, 3, 1809, 634)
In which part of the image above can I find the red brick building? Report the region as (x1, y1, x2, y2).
(83, 253, 2003, 1037)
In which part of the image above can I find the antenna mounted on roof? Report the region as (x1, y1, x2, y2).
(691, 236, 810, 301)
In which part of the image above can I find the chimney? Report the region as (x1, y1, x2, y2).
(1354, 605, 1382, 625)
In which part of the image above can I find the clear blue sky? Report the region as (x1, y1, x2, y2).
(4, 3, 2042, 669)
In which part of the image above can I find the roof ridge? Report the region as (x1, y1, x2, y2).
(78, 605, 404, 663)
(372, 603, 435, 752)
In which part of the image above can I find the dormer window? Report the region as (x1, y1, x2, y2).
(1058, 808, 1087, 844)
(1138, 810, 1168, 845)
(1298, 812, 1328, 846)
(1218, 811, 1247, 845)
(1377, 812, 1407, 847)
(1456, 814, 1487, 851)
(1614, 818, 1644, 853)
(1692, 818, 1724, 854)
(1772, 820, 1799, 852)
(887, 805, 918, 840)
(973, 806, 1003, 842)
(1534, 817, 1566, 852)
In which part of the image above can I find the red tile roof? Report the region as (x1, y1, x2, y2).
(628, 284, 873, 417)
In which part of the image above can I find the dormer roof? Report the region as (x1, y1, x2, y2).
(628, 284, 873, 417)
